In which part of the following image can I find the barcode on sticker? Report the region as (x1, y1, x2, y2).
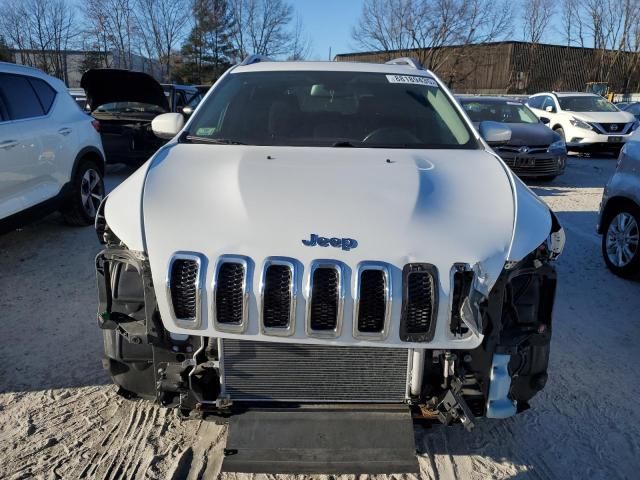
(386, 74, 438, 87)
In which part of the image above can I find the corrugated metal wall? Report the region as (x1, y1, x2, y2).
(336, 42, 640, 95)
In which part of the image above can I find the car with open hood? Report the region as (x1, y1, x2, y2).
(458, 96, 566, 180)
(81, 69, 171, 165)
(527, 92, 638, 154)
(94, 56, 565, 447)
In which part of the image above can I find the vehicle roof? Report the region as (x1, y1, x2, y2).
(0, 61, 66, 91)
(457, 95, 525, 103)
(531, 91, 600, 97)
(231, 60, 437, 77)
(162, 84, 199, 92)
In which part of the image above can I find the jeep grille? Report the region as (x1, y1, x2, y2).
(308, 266, 340, 331)
(169, 258, 199, 320)
(400, 264, 438, 342)
(356, 269, 387, 334)
(215, 262, 246, 325)
(262, 264, 294, 329)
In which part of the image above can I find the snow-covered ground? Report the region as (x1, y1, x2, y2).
(0, 157, 638, 479)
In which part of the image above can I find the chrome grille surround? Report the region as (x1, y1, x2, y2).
(213, 255, 252, 333)
(305, 260, 346, 338)
(259, 257, 298, 336)
(353, 261, 392, 340)
(166, 252, 205, 328)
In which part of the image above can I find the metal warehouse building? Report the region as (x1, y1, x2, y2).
(335, 41, 640, 95)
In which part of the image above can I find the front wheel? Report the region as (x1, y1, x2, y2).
(602, 207, 640, 277)
(63, 159, 105, 226)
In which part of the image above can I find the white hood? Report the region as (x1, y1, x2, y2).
(130, 144, 549, 348)
(570, 110, 635, 123)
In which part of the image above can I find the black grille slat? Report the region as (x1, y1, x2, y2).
(400, 264, 438, 342)
(216, 263, 245, 324)
(357, 270, 386, 333)
(170, 259, 199, 319)
(263, 265, 292, 328)
(309, 267, 339, 331)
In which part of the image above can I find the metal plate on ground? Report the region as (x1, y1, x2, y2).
(221, 406, 419, 474)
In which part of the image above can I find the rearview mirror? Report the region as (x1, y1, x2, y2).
(545, 105, 555, 113)
(478, 121, 511, 146)
(540, 117, 550, 125)
(182, 106, 194, 116)
(152, 113, 185, 140)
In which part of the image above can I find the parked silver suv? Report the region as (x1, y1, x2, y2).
(598, 131, 640, 277)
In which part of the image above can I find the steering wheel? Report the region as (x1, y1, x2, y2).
(362, 127, 421, 144)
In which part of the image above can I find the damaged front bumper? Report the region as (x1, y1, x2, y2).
(96, 244, 557, 430)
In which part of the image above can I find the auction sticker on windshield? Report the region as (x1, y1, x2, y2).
(386, 74, 438, 87)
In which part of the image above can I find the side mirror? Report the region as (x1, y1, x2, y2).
(545, 105, 555, 113)
(540, 117, 550, 125)
(479, 121, 511, 146)
(182, 106, 194, 116)
(151, 113, 185, 140)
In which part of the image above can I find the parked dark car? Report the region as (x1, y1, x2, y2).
(81, 70, 203, 165)
(161, 83, 200, 114)
(458, 96, 567, 180)
(618, 102, 640, 121)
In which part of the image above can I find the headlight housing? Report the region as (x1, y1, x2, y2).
(569, 117, 593, 130)
(631, 120, 639, 131)
(548, 139, 566, 153)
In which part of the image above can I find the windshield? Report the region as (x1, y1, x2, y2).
(460, 99, 539, 124)
(558, 96, 618, 112)
(94, 101, 166, 114)
(186, 71, 476, 148)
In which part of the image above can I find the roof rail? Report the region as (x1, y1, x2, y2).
(385, 57, 424, 70)
(240, 54, 273, 66)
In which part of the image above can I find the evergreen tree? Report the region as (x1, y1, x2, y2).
(180, 0, 235, 83)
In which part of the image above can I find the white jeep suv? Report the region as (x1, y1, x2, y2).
(527, 92, 637, 154)
(0, 63, 105, 231)
(94, 57, 565, 445)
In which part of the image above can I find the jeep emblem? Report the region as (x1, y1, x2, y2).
(302, 234, 358, 251)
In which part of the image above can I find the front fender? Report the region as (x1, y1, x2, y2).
(507, 175, 554, 262)
(103, 160, 151, 251)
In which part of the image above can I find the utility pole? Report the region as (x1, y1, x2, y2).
(329, 47, 332, 61)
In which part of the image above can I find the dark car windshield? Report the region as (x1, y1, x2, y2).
(186, 71, 476, 148)
(95, 101, 166, 114)
(558, 96, 618, 112)
(460, 99, 539, 124)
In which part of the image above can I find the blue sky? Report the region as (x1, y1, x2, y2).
(294, 0, 365, 60)
(294, 0, 567, 60)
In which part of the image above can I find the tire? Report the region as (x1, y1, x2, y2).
(62, 159, 105, 226)
(601, 206, 640, 278)
(553, 127, 565, 142)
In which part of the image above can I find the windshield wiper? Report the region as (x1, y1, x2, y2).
(183, 135, 247, 145)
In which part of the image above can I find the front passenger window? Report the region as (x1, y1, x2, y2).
(0, 73, 45, 120)
(541, 96, 556, 112)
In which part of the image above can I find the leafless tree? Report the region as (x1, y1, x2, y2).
(0, 0, 78, 79)
(84, 0, 136, 69)
(134, 0, 191, 80)
(522, 0, 554, 43)
(229, 0, 293, 58)
(288, 14, 312, 60)
(352, 0, 513, 71)
(559, 0, 586, 47)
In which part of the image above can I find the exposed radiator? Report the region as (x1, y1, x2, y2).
(221, 339, 409, 403)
